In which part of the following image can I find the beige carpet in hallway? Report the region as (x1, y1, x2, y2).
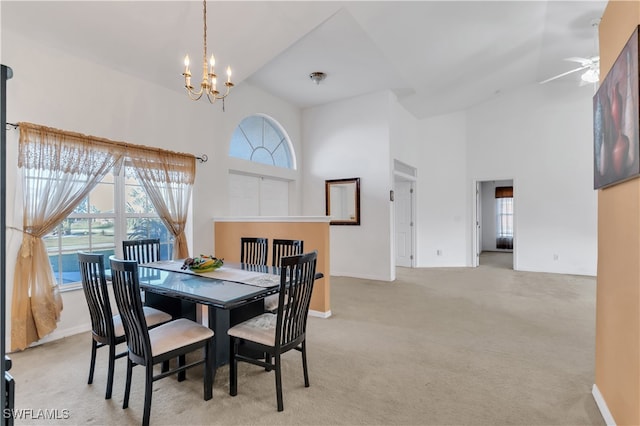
(7, 253, 604, 425)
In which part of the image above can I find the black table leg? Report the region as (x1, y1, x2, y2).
(208, 300, 265, 367)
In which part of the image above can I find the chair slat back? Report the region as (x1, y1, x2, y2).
(272, 239, 304, 267)
(78, 252, 114, 342)
(122, 238, 161, 264)
(109, 256, 152, 364)
(276, 251, 317, 348)
(240, 237, 268, 265)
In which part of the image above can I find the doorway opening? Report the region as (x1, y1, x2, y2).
(472, 179, 515, 269)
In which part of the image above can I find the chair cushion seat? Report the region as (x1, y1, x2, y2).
(113, 307, 172, 338)
(228, 313, 276, 347)
(149, 318, 214, 357)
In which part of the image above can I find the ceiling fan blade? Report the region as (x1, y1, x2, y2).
(565, 56, 599, 66)
(539, 65, 590, 84)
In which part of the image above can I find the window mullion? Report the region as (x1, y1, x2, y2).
(114, 166, 126, 258)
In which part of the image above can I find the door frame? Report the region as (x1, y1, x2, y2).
(471, 178, 517, 269)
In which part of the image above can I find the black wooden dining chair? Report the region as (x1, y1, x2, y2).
(109, 256, 215, 426)
(229, 251, 318, 411)
(122, 238, 161, 264)
(264, 239, 304, 312)
(77, 252, 172, 400)
(240, 237, 268, 265)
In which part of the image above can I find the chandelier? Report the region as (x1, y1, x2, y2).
(182, 0, 233, 104)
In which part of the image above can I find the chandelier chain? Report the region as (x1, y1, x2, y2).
(202, 0, 207, 66)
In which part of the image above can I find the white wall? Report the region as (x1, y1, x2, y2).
(415, 112, 469, 267)
(302, 91, 394, 281)
(2, 30, 303, 347)
(381, 82, 596, 275)
(390, 104, 469, 268)
(467, 83, 597, 275)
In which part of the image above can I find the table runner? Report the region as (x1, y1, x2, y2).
(140, 260, 280, 288)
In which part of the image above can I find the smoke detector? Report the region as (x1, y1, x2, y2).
(309, 72, 327, 85)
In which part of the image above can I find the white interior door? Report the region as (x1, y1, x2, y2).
(395, 180, 413, 267)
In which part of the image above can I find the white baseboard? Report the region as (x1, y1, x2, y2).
(309, 309, 331, 318)
(17, 323, 92, 350)
(592, 384, 616, 426)
(331, 271, 391, 281)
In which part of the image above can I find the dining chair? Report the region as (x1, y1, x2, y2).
(264, 239, 304, 312)
(240, 237, 268, 265)
(77, 252, 172, 400)
(122, 238, 161, 264)
(228, 250, 318, 411)
(109, 256, 215, 426)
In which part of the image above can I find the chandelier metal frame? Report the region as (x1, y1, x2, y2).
(182, 0, 233, 104)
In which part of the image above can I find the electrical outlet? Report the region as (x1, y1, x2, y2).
(436, 249, 442, 256)
(553, 254, 559, 261)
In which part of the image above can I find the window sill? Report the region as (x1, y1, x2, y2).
(59, 282, 83, 293)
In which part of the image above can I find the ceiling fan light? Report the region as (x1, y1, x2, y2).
(581, 69, 599, 83)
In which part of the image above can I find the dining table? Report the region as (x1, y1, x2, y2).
(137, 260, 282, 367)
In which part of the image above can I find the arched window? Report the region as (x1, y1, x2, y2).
(229, 115, 295, 169)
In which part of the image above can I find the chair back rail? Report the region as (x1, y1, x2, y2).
(272, 239, 304, 267)
(78, 252, 115, 343)
(240, 237, 268, 265)
(276, 251, 317, 348)
(122, 238, 161, 264)
(109, 257, 153, 365)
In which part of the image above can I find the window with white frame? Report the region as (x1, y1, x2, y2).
(228, 114, 295, 216)
(44, 165, 171, 285)
(229, 115, 294, 169)
(495, 186, 513, 250)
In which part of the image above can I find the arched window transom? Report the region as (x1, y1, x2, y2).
(229, 115, 294, 169)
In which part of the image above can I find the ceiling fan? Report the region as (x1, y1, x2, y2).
(539, 56, 600, 85)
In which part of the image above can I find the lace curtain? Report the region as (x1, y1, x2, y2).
(12, 123, 125, 350)
(128, 146, 195, 259)
(11, 122, 197, 350)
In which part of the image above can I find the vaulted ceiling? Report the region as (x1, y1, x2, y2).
(2, 1, 608, 119)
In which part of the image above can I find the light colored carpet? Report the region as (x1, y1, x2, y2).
(7, 252, 604, 425)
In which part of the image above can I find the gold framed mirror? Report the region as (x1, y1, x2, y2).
(325, 178, 360, 225)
